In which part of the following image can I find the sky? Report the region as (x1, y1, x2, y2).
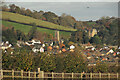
(2, 0, 119, 21)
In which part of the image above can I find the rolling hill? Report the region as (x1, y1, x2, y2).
(1, 11, 77, 32)
(2, 20, 71, 38)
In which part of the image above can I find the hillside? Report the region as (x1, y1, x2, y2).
(2, 20, 71, 38)
(1, 11, 77, 32)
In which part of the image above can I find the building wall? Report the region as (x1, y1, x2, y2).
(89, 29, 97, 38)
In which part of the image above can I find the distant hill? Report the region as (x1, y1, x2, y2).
(1, 11, 77, 32)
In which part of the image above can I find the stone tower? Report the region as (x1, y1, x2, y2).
(89, 29, 97, 38)
(55, 31, 59, 41)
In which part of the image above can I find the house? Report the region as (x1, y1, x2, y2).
(102, 58, 106, 61)
(60, 43, 65, 48)
(6, 41, 9, 44)
(87, 57, 91, 59)
(42, 44, 45, 47)
(109, 49, 114, 53)
(118, 46, 120, 49)
(59, 50, 62, 53)
(117, 52, 120, 55)
(85, 46, 93, 49)
(1, 46, 9, 50)
(0, 41, 12, 50)
(1, 42, 4, 46)
(32, 39, 41, 44)
(113, 53, 116, 56)
(17, 43, 21, 47)
(25, 42, 34, 46)
(62, 48, 66, 52)
(88, 63, 96, 66)
(48, 46, 52, 51)
(50, 42, 53, 46)
(32, 47, 39, 53)
(40, 47, 44, 53)
(70, 49, 74, 52)
(106, 52, 110, 55)
(101, 54, 105, 56)
(70, 45, 75, 50)
(91, 47, 95, 51)
(8, 44, 12, 47)
(17, 41, 25, 47)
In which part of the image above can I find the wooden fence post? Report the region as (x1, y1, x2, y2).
(28, 71, 30, 78)
(108, 73, 110, 79)
(12, 69, 14, 79)
(1, 69, 3, 79)
(72, 72, 74, 78)
(41, 71, 44, 78)
(90, 73, 92, 79)
(81, 73, 83, 79)
(34, 72, 36, 78)
(99, 72, 101, 79)
(21, 70, 23, 78)
(38, 68, 40, 78)
(117, 73, 119, 79)
(62, 72, 64, 78)
(52, 72, 54, 78)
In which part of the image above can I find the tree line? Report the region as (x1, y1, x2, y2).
(2, 4, 78, 28)
(70, 17, 118, 46)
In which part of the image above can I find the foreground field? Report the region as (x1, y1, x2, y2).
(1, 11, 76, 32)
(2, 20, 71, 38)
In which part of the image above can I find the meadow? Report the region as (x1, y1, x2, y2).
(2, 20, 71, 38)
(1, 11, 76, 32)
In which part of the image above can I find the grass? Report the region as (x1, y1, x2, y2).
(1, 11, 77, 32)
(2, 20, 71, 38)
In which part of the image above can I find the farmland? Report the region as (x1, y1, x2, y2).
(2, 20, 71, 38)
(1, 11, 77, 32)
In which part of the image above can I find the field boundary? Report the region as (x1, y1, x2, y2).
(2, 19, 75, 32)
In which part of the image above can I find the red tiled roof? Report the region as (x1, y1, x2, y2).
(62, 48, 66, 52)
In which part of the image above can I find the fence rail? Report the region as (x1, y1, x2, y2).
(0, 69, 119, 79)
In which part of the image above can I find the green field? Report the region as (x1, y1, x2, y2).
(1, 11, 76, 32)
(2, 20, 71, 38)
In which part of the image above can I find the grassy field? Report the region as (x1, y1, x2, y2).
(2, 20, 71, 38)
(1, 11, 76, 32)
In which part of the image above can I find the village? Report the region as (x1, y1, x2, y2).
(1, 29, 120, 67)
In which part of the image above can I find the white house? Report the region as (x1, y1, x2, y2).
(32, 39, 41, 44)
(87, 57, 91, 59)
(118, 47, 120, 49)
(85, 46, 93, 49)
(109, 49, 114, 53)
(50, 42, 53, 46)
(8, 44, 12, 47)
(70, 45, 75, 50)
(6, 41, 9, 44)
(32, 47, 39, 53)
(117, 52, 120, 55)
(1, 46, 9, 50)
(25, 42, 34, 46)
(42, 44, 45, 47)
(1, 42, 4, 46)
(40, 47, 44, 52)
(17, 43, 21, 47)
(91, 47, 95, 51)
